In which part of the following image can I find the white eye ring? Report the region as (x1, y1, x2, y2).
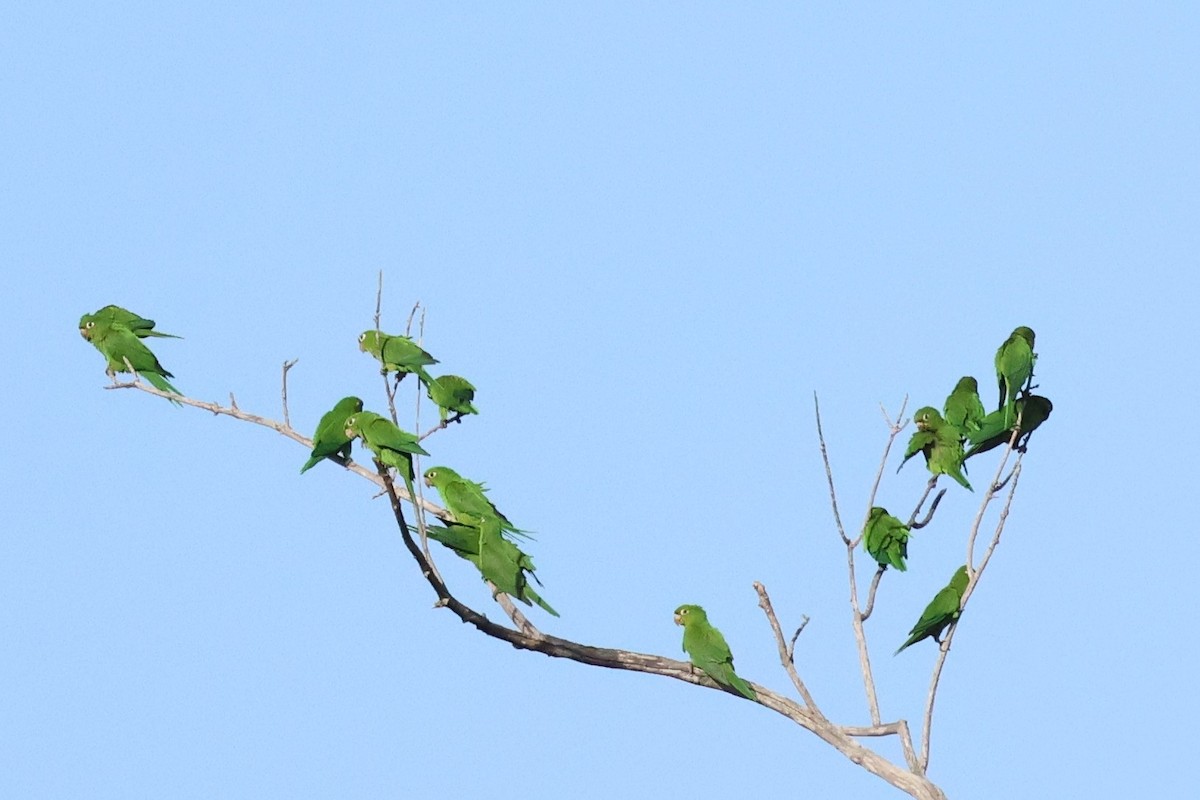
(358, 333, 367, 342)
(85, 321, 95, 329)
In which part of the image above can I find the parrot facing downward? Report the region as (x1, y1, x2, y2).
(358, 330, 437, 386)
(895, 565, 970, 655)
(965, 395, 1053, 460)
(426, 375, 478, 422)
(994, 326, 1037, 426)
(863, 507, 911, 572)
(943, 376, 985, 439)
(79, 305, 181, 339)
(300, 396, 364, 474)
(674, 604, 757, 701)
(423, 465, 531, 541)
(80, 316, 182, 403)
(899, 407, 972, 491)
(344, 411, 429, 499)
(426, 518, 558, 616)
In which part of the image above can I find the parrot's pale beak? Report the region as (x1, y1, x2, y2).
(422, 477, 433, 488)
(673, 613, 683, 626)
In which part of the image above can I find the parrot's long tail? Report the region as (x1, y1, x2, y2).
(726, 670, 757, 701)
(144, 372, 183, 406)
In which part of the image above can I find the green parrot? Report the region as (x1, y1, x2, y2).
(673, 604, 757, 701)
(79, 305, 181, 339)
(80, 317, 182, 403)
(943, 376, 985, 439)
(300, 396, 364, 474)
(898, 407, 972, 491)
(423, 465, 531, 541)
(863, 507, 911, 572)
(995, 326, 1037, 426)
(426, 374, 478, 422)
(344, 411, 429, 499)
(425, 518, 558, 616)
(895, 565, 970, 655)
(358, 330, 437, 385)
(965, 395, 1053, 460)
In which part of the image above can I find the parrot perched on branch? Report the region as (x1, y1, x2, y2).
(994, 326, 1037, 426)
(344, 411, 429, 500)
(423, 465, 531, 542)
(943, 376, 985, 439)
(964, 395, 1052, 460)
(80, 316, 182, 403)
(899, 407, 972, 491)
(425, 519, 558, 616)
(300, 396, 364, 473)
(863, 507, 911, 572)
(895, 565, 969, 655)
(673, 604, 757, 701)
(358, 330, 437, 386)
(426, 375, 478, 422)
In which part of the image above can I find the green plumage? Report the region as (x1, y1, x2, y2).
(863, 507, 911, 571)
(300, 396, 364, 474)
(995, 326, 1037, 426)
(899, 407, 972, 491)
(895, 566, 970, 654)
(965, 395, 1053, 460)
(426, 519, 558, 616)
(673, 604, 756, 701)
(423, 465, 531, 541)
(79, 304, 181, 339)
(426, 374, 478, 421)
(943, 376, 985, 439)
(358, 329, 437, 386)
(80, 316, 182, 404)
(344, 411, 429, 500)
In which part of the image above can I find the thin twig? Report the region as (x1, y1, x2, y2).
(788, 617, 810, 661)
(814, 393, 849, 545)
(754, 582, 820, 713)
(906, 478, 937, 527)
(860, 566, 886, 621)
(281, 359, 298, 428)
(910, 490, 946, 530)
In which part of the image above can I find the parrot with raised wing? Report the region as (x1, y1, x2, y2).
(898, 407, 972, 491)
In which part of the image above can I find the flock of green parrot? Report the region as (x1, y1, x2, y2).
(81, 306, 1050, 702)
(879, 325, 1051, 655)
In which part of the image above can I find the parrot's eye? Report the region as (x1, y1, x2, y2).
(85, 321, 94, 329)
(358, 333, 366, 342)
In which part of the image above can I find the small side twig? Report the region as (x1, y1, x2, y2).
(910, 489, 947, 530)
(281, 359, 298, 428)
(754, 582, 820, 714)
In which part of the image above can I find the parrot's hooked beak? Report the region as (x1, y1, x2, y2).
(422, 475, 434, 488)
(673, 612, 683, 626)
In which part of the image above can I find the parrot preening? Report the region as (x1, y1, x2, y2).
(895, 565, 969, 655)
(995, 326, 1037, 426)
(426, 375, 478, 422)
(943, 376, 985, 439)
(899, 407, 972, 491)
(358, 330, 437, 386)
(863, 507, 911, 572)
(300, 396, 364, 474)
(423, 465, 531, 541)
(79, 316, 182, 403)
(965, 395, 1053, 460)
(425, 518, 558, 616)
(79, 305, 181, 339)
(673, 604, 757, 701)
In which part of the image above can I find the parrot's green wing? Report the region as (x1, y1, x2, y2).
(898, 429, 936, 472)
(994, 326, 1037, 426)
(82, 305, 182, 339)
(673, 604, 757, 701)
(928, 428, 972, 491)
(301, 396, 364, 473)
(863, 507, 910, 571)
(943, 376, 985, 438)
(895, 565, 969, 654)
(81, 318, 182, 404)
(426, 374, 479, 421)
(424, 465, 531, 541)
(965, 396, 1053, 459)
(358, 330, 438, 385)
(426, 521, 558, 616)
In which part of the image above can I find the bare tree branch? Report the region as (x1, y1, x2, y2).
(281, 359, 297, 428)
(754, 582, 820, 713)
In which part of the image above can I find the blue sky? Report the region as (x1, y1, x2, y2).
(4, 3, 1197, 797)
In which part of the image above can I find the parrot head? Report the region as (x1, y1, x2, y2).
(913, 407, 939, 430)
(1012, 326, 1036, 347)
(358, 330, 383, 354)
(673, 604, 707, 627)
(344, 415, 363, 440)
(954, 376, 978, 392)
